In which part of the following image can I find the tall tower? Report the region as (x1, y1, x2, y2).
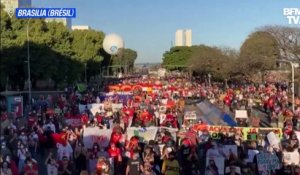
(175, 30, 184, 46)
(175, 29, 192, 47)
(185, 29, 192, 46)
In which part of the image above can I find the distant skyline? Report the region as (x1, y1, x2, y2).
(32, 0, 299, 63)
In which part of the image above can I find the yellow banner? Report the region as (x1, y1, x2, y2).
(206, 125, 282, 140)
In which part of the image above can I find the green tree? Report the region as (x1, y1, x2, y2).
(188, 45, 234, 80)
(71, 29, 105, 81)
(0, 3, 138, 91)
(111, 48, 137, 72)
(162, 46, 198, 68)
(239, 31, 279, 77)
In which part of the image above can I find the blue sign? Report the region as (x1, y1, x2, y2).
(16, 8, 76, 18)
(7, 96, 23, 117)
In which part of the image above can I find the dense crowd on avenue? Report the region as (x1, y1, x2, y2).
(1, 72, 300, 175)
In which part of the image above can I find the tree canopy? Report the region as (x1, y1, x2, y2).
(239, 31, 279, 76)
(162, 46, 198, 67)
(0, 3, 137, 91)
(162, 45, 237, 80)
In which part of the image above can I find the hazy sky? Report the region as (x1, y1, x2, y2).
(32, 0, 299, 63)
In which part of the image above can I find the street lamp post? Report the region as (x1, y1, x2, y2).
(84, 63, 87, 83)
(83, 34, 89, 83)
(27, 20, 32, 111)
(208, 73, 212, 87)
(277, 59, 295, 112)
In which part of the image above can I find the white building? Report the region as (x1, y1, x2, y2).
(175, 29, 192, 46)
(175, 30, 184, 46)
(45, 18, 72, 30)
(185, 29, 192, 47)
(72, 25, 91, 30)
(1, 0, 31, 15)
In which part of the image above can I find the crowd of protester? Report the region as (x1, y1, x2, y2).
(0, 73, 300, 175)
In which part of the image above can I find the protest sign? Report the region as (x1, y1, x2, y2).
(242, 127, 258, 141)
(83, 127, 112, 148)
(235, 110, 248, 119)
(184, 111, 197, 120)
(205, 157, 225, 175)
(159, 106, 167, 113)
(267, 132, 280, 148)
(206, 126, 243, 140)
(65, 117, 82, 127)
(256, 152, 280, 172)
(200, 125, 282, 140)
(7, 96, 23, 117)
(161, 99, 168, 105)
(282, 150, 300, 165)
(294, 131, 300, 147)
(159, 114, 166, 124)
(126, 127, 158, 142)
(259, 128, 283, 138)
(90, 103, 105, 116)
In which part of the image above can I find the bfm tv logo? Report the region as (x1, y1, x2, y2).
(283, 8, 300, 25)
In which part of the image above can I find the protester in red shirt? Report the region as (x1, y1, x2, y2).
(23, 159, 38, 175)
(108, 143, 122, 162)
(81, 113, 89, 125)
(5, 155, 18, 175)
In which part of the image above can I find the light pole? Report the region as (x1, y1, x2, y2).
(83, 34, 89, 83)
(208, 73, 211, 87)
(84, 63, 87, 83)
(27, 19, 32, 111)
(277, 59, 295, 112)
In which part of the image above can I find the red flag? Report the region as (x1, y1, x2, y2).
(51, 133, 67, 146)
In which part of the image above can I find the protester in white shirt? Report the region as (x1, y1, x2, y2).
(17, 143, 28, 172)
(45, 152, 58, 175)
(57, 143, 73, 161)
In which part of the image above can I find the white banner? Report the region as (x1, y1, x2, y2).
(90, 104, 105, 116)
(80, 103, 123, 114)
(158, 127, 178, 141)
(83, 127, 112, 148)
(65, 118, 82, 127)
(126, 127, 158, 142)
(112, 103, 123, 112)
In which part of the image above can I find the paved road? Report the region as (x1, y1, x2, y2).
(213, 99, 272, 127)
(251, 106, 271, 127)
